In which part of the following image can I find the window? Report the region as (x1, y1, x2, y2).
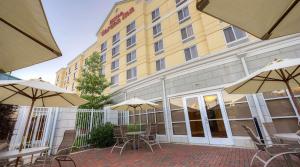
(100, 66, 105, 75)
(111, 75, 119, 86)
(169, 97, 187, 135)
(177, 6, 190, 23)
(73, 72, 76, 80)
(112, 32, 120, 45)
(127, 21, 136, 35)
(176, 0, 187, 7)
(72, 83, 75, 91)
(68, 68, 71, 74)
(127, 35, 136, 48)
(127, 50, 136, 64)
(100, 53, 106, 63)
(75, 63, 78, 70)
(154, 39, 164, 54)
(152, 8, 160, 22)
(222, 92, 256, 136)
(263, 90, 299, 133)
(112, 45, 120, 57)
(156, 58, 165, 71)
(223, 26, 247, 44)
(127, 67, 137, 81)
(152, 23, 162, 37)
(101, 41, 107, 52)
(181, 24, 194, 42)
(111, 59, 119, 71)
(184, 45, 198, 61)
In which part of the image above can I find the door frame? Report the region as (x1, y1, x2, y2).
(183, 92, 233, 145)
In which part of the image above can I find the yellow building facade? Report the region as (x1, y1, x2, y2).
(56, 0, 254, 93)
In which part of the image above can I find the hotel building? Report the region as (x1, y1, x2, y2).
(56, 0, 300, 147)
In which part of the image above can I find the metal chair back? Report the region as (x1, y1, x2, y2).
(242, 125, 265, 150)
(57, 130, 76, 155)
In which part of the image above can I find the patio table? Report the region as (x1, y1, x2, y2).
(126, 131, 146, 150)
(0, 146, 49, 166)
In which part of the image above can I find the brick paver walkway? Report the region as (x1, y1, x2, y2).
(50, 144, 299, 167)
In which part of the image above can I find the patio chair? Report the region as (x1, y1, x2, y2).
(32, 129, 78, 167)
(242, 125, 300, 167)
(140, 124, 162, 152)
(111, 126, 132, 155)
(263, 122, 281, 143)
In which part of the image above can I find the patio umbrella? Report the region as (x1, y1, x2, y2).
(196, 0, 300, 40)
(0, 0, 62, 72)
(0, 78, 87, 165)
(111, 98, 157, 127)
(224, 58, 300, 116)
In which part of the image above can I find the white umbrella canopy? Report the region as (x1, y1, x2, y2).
(0, 0, 62, 72)
(224, 58, 300, 115)
(0, 79, 86, 107)
(196, 0, 300, 40)
(0, 78, 86, 164)
(111, 97, 158, 111)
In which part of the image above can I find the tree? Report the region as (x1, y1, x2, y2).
(0, 104, 18, 141)
(76, 52, 111, 109)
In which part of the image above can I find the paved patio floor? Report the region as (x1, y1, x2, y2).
(50, 144, 299, 167)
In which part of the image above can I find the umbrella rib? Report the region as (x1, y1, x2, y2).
(255, 76, 283, 81)
(262, 0, 300, 39)
(36, 91, 50, 99)
(39, 93, 62, 99)
(0, 87, 29, 103)
(285, 70, 300, 86)
(0, 18, 61, 56)
(256, 71, 272, 93)
(4, 85, 31, 98)
(58, 95, 75, 106)
(40, 90, 45, 107)
(229, 77, 255, 94)
(287, 65, 300, 80)
(274, 70, 284, 80)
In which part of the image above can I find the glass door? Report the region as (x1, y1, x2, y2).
(183, 96, 209, 144)
(201, 93, 233, 145)
(183, 93, 233, 145)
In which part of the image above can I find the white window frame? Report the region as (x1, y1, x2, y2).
(100, 66, 105, 75)
(127, 34, 136, 48)
(175, 0, 187, 7)
(152, 8, 160, 22)
(127, 50, 137, 64)
(181, 24, 194, 42)
(127, 21, 136, 35)
(153, 23, 162, 38)
(127, 67, 137, 81)
(112, 32, 120, 45)
(156, 58, 165, 71)
(177, 6, 190, 23)
(112, 45, 120, 57)
(111, 59, 119, 71)
(223, 26, 248, 45)
(111, 75, 119, 86)
(154, 39, 164, 54)
(101, 41, 107, 52)
(100, 53, 106, 63)
(184, 45, 198, 61)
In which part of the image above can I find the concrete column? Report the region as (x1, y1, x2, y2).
(239, 54, 270, 140)
(161, 77, 171, 143)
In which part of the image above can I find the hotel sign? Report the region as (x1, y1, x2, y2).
(101, 7, 135, 36)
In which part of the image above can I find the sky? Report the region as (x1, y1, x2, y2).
(12, 0, 119, 84)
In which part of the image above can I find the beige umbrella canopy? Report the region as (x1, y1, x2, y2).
(0, 78, 86, 165)
(0, 0, 62, 72)
(196, 0, 300, 40)
(224, 58, 300, 116)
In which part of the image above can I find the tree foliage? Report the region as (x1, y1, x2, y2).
(0, 104, 18, 140)
(76, 52, 111, 109)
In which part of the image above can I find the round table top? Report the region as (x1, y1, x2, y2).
(274, 133, 300, 142)
(126, 131, 146, 135)
(0, 147, 49, 160)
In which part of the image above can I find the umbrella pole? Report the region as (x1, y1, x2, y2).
(285, 82, 300, 118)
(15, 99, 36, 167)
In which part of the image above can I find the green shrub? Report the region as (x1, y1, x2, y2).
(89, 122, 115, 148)
(127, 124, 140, 132)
